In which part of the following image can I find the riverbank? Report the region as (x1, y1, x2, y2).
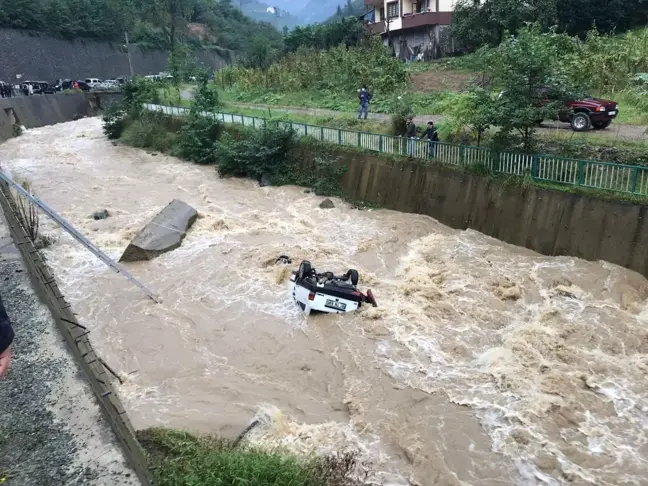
(0, 216, 137, 486)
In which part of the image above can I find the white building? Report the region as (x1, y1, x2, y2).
(364, 0, 457, 59)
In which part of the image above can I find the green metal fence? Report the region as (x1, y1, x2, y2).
(145, 103, 648, 197)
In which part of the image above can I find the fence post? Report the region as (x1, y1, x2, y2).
(578, 160, 585, 186)
(305, 125, 308, 137)
(252, 117, 255, 128)
(379, 135, 383, 153)
(632, 167, 640, 193)
(460, 145, 465, 165)
(338, 129, 342, 145)
(290, 122, 293, 132)
(532, 155, 539, 179)
(240, 115, 244, 125)
(493, 152, 500, 174)
(320, 126, 324, 141)
(357, 132, 361, 149)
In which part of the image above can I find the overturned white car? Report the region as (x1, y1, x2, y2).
(290, 260, 377, 316)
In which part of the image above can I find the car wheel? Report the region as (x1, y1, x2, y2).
(592, 120, 612, 130)
(298, 261, 312, 280)
(570, 113, 591, 132)
(346, 269, 359, 286)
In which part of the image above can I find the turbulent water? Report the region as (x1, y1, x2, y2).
(2, 118, 648, 486)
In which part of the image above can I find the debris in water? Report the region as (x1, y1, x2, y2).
(319, 198, 335, 209)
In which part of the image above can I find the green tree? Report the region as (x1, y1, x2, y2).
(482, 25, 580, 150)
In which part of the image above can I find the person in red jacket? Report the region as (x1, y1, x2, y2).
(0, 295, 14, 378)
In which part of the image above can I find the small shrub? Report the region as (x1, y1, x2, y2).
(215, 125, 296, 180)
(120, 112, 181, 153)
(175, 115, 223, 164)
(388, 95, 415, 136)
(102, 104, 127, 140)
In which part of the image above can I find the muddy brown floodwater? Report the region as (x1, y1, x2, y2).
(2, 118, 648, 486)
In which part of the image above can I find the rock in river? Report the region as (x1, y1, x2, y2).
(319, 198, 335, 209)
(119, 199, 198, 262)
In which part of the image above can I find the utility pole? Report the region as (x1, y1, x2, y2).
(124, 31, 134, 77)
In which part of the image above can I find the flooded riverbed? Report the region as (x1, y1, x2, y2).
(2, 118, 648, 485)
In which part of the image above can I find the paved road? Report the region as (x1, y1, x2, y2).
(179, 87, 647, 140)
(226, 102, 647, 140)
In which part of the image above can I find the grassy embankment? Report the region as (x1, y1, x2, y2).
(138, 428, 366, 486)
(216, 27, 648, 127)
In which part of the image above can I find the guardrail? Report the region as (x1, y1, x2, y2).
(145, 103, 648, 197)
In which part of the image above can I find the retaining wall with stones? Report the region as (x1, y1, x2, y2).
(0, 28, 226, 81)
(0, 183, 155, 485)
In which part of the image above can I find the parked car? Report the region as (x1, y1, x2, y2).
(84, 78, 103, 88)
(37, 82, 55, 94)
(53, 79, 75, 91)
(76, 81, 91, 91)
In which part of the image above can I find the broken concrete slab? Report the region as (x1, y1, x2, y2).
(119, 200, 198, 263)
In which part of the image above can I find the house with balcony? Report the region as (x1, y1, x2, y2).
(364, 0, 456, 59)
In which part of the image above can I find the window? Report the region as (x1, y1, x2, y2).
(387, 1, 399, 19)
(379, 7, 385, 20)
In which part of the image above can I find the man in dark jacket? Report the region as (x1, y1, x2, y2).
(0, 295, 14, 378)
(357, 85, 372, 120)
(405, 116, 417, 157)
(425, 121, 439, 158)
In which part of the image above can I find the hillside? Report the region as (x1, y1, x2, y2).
(0, 0, 283, 56)
(239, 0, 300, 29)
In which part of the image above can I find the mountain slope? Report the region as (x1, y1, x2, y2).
(239, 0, 300, 28)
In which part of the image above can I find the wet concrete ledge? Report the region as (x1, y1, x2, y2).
(0, 183, 154, 485)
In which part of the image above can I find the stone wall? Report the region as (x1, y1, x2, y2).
(0, 29, 226, 82)
(296, 145, 648, 278)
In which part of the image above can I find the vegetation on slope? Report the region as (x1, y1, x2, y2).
(452, 0, 648, 52)
(0, 0, 283, 57)
(138, 428, 368, 486)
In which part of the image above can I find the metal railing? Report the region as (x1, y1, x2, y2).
(144, 103, 648, 197)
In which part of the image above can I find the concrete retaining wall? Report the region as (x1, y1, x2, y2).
(0, 183, 154, 486)
(296, 145, 648, 277)
(0, 28, 226, 81)
(0, 93, 92, 141)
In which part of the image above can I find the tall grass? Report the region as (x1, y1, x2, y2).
(138, 428, 368, 486)
(216, 38, 407, 98)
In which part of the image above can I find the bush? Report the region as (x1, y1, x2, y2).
(102, 104, 127, 140)
(175, 115, 223, 164)
(120, 112, 183, 153)
(215, 125, 296, 180)
(388, 95, 415, 136)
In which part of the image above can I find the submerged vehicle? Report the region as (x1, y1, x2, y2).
(291, 260, 377, 316)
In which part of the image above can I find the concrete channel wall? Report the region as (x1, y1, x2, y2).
(0, 94, 154, 484)
(0, 183, 154, 486)
(297, 146, 648, 278)
(0, 92, 93, 141)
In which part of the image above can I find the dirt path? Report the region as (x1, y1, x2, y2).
(223, 101, 648, 141)
(0, 217, 139, 486)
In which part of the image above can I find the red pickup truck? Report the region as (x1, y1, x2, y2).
(502, 89, 619, 132)
(559, 97, 619, 132)
(536, 88, 619, 131)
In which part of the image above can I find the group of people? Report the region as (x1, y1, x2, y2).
(0, 81, 16, 98)
(358, 86, 439, 158)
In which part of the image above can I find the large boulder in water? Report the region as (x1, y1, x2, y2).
(119, 200, 198, 262)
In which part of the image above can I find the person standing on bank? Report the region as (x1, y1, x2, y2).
(425, 121, 439, 158)
(0, 295, 14, 378)
(358, 85, 372, 120)
(406, 116, 417, 157)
